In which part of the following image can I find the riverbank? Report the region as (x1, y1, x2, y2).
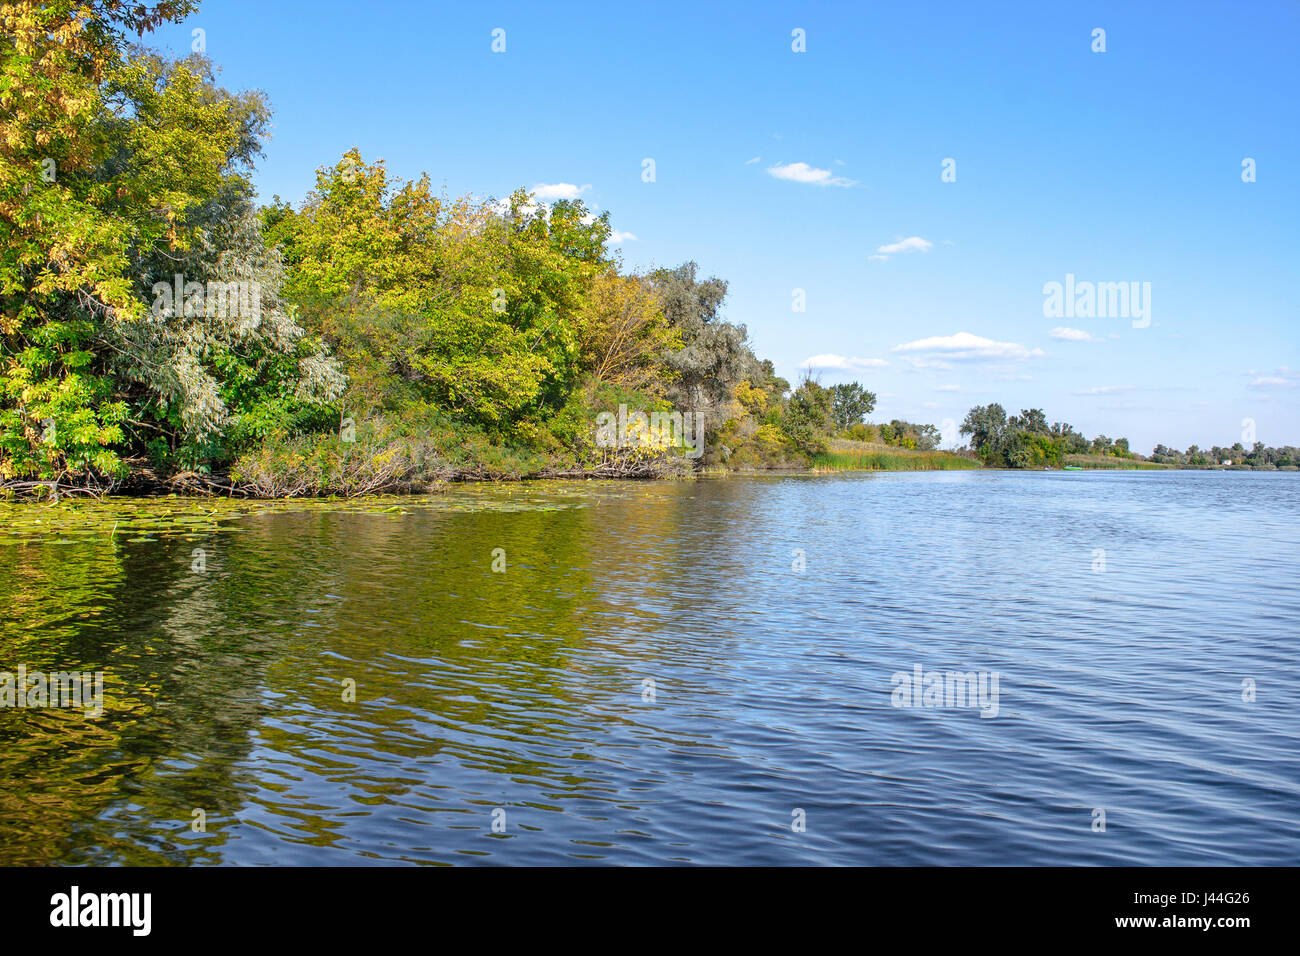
(5, 442, 1290, 503)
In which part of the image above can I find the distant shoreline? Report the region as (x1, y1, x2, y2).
(5, 456, 1296, 504)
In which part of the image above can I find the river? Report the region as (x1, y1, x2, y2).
(1, 470, 1297, 864)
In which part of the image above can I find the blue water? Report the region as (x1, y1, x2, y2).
(1, 470, 1297, 864)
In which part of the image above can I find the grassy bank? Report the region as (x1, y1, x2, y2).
(1061, 454, 1174, 470)
(812, 441, 982, 472)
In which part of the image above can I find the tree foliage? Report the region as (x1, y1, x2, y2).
(0, 1, 950, 491)
(960, 404, 1132, 467)
(1, 3, 340, 482)
(830, 382, 877, 430)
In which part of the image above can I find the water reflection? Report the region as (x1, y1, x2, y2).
(1, 474, 1298, 864)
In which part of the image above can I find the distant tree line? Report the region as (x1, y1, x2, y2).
(808, 382, 943, 451)
(1150, 442, 1300, 469)
(960, 403, 1129, 468)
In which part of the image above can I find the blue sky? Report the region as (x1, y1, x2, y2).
(148, 0, 1298, 452)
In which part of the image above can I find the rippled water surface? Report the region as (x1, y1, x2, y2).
(1, 471, 1297, 865)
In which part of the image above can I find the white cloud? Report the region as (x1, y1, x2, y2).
(1072, 385, 1136, 396)
(744, 156, 761, 165)
(893, 332, 1044, 363)
(608, 230, 638, 244)
(531, 182, 590, 201)
(870, 236, 933, 260)
(877, 236, 932, 255)
(1049, 326, 1098, 342)
(936, 384, 961, 392)
(802, 354, 889, 371)
(767, 162, 856, 187)
(1248, 368, 1297, 389)
(491, 196, 541, 218)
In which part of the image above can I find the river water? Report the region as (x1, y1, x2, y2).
(1, 471, 1297, 865)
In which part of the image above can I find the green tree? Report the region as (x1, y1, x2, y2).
(830, 382, 877, 430)
(1009, 408, 1048, 433)
(277, 157, 610, 434)
(649, 262, 756, 416)
(781, 375, 833, 454)
(960, 403, 1007, 463)
(1, 4, 338, 482)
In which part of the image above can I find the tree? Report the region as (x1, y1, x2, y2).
(781, 374, 833, 454)
(578, 272, 679, 397)
(1050, 421, 1088, 452)
(278, 159, 610, 431)
(913, 423, 941, 451)
(1, 6, 340, 482)
(878, 419, 938, 450)
(960, 404, 1007, 461)
(1, 2, 198, 481)
(1003, 430, 1039, 468)
(1009, 408, 1048, 433)
(830, 382, 877, 430)
(649, 262, 756, 416)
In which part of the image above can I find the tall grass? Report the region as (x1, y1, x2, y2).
(1061, 454, 1172, 470)
(812, 449, 981, 472)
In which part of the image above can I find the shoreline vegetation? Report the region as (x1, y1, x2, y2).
(3, 4, 1297, 503)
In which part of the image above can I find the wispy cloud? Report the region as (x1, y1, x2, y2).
(802, 354, 888, 371)
(744, 156, 761, 165)
(1247, 367, 1297, 389)
(935, 384, 961, 392)
(1049, 326, 1098, 342)
(608, 229, 637, 244)
(1073, 385, 1136, 396)
(871, 236, 933, 260)
(531, 182, 590, 201)
(1075, 384, 1194, 396)
(893, 332, 1044, 363)
(766, 162, 856, 187)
